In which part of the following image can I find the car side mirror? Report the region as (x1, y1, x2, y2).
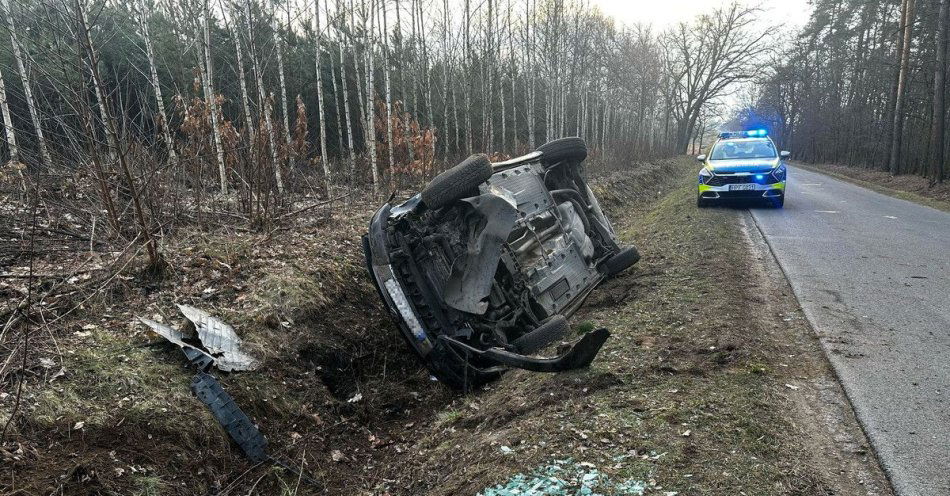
(696, 154, 706, 162)
(780, 151, 791, 158)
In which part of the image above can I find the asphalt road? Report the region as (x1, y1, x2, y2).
(749, 166, 950, 496)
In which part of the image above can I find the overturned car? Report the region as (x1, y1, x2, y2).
(363, 137, 639, 389)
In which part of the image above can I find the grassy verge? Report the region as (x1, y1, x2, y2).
(2, 157, 887, 495)
(793, 162, 950, 212)
(380, 157, 887, 495)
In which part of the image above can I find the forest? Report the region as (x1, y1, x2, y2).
(0, 0, 768, 228)
(744, 0, 949, 183)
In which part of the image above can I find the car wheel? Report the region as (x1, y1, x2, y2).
(599, 245, 640, 277)
(773, 194, 785, 208)
(536, 137, 588, 167)
(511, 315, 569, 355)
(697, 195, 709, 208)
(421, 154, 493, 209)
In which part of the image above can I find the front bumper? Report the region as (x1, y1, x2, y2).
(698, 181, 785, 200)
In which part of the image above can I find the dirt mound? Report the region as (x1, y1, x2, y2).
(588, 158, 690, 218)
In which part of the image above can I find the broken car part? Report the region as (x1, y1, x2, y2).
(140, 311, 320, 486)
(176, 304, 259, 372)
(364, 137, 640, 389)
(191, 372, 269, 462)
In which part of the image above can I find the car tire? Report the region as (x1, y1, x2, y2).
(421, 154, 493, 209)
(599, 245, 640, 277)
(536, 137, 588, 166)
(512, 315, 569, 355)
(773, 194, 785, 208)
(697, 195, 708, 208)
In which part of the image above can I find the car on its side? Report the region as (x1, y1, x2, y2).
(363, 137, 639, 389)
(696, 130, 790, 208)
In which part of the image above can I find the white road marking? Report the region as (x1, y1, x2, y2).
(801, 183, 823, 186)
(815, 210, 839, 214)
(884, 215, 898, 219)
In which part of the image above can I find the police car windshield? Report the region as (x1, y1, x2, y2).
(710, 139, 776, 160)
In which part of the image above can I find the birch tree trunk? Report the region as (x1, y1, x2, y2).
(225, 3, 255, 139)
(0, 68, 19, 164)
(417, 0, 434, 163)
(2, 0, 52, 168)
(314, 0, 331, 183)
(337, 0, 357, 182)
(382, 1, 395, 174)
(350, 0, 366, 135)
(365, 0, 378, 192)
(485, 0, 494, 152)
(442, 0, 450, 158)
(451, 55, 461, 155)
(273, 1, 293, 168)
(525, 0, 535, 148)
(245, 0, 283, 192)
(394, 0, 414, 164)
(203, 0, 228, 194)
(464, 0, 473, 153)
(326, 0, 344, 161)
(139, 0, 177, 167)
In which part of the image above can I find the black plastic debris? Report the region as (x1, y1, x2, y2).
(190, 372, 268, 463)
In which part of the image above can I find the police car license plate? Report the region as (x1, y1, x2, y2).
(729, 184, 755, 191)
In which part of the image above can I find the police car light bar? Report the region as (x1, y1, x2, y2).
(719, 129, 768, 139)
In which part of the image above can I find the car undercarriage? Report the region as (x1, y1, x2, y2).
(364, 137, 640, 389)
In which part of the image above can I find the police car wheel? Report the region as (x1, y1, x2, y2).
(697, 195, 710, 208)
(769, 194, 785, 209)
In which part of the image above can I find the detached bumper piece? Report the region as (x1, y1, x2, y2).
(441, 328, 611, 373)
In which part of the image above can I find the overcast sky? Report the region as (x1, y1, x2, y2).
(586, 0, 814, 30)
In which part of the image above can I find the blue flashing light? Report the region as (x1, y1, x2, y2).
(746, 129, 768, 137)
(755, 174, 765, 181)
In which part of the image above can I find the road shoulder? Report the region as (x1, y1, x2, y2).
(792, 162, 950, 212)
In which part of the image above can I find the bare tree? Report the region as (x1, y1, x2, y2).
(665, 3, 768, 153)
(1, 0, 52, 168)
(201, 0, 228, 193)
(75, 0, 162, 268)
(365, 0, 378, 192)
(0, 67, 18, 164)
(245, 0, 283, 192)
(138, 0, 177, 167)
(888, 0, 916, 174)
(273, 0, 294, 169)
(930, 0, 948, 182)
(223, 0, 256, 138)
(314, 0, 332, 183)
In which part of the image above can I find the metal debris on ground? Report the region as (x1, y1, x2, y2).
(478, 458, 658, 496)
(138, 317, 216, 369)
(177, 304, 259, 371)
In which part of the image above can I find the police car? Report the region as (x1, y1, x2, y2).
(696, 129, 789, 208)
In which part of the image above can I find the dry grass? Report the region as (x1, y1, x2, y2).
(1, 158, 885, 495)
